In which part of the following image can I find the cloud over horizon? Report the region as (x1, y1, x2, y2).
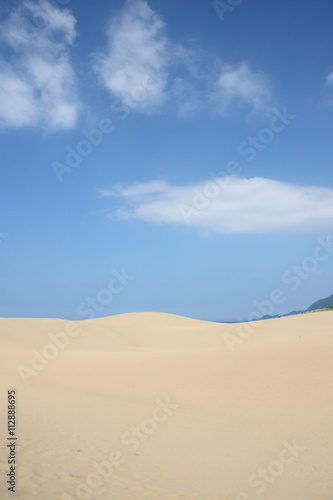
(0, 0, 79, 130)
(99, 176, 333, 235)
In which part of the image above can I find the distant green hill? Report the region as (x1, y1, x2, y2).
(305, 306, 333, 314)
(259, 293, 333, 321)
(307, 293, 333, 312)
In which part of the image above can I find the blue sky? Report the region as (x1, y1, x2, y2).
(1, 0, 333, 322)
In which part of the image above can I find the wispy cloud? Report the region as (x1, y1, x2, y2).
(99, 180, 170, 198)
(94, 0, 274, 117)
(99, 177, 333, 234)
(326, 72, 333, 85)
(172, 77, 202, 117)
(211, 63, 272, 115)
(94, 0, 169, 114)
(0, 0, 79, 131)
(0, 0, 277, 128)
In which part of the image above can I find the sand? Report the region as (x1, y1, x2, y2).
(0, 311, 332, 499)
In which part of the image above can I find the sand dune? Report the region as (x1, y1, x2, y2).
(0, 311, 332, 499)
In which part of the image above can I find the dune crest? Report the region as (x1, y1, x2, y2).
(0, 311, 332, 499)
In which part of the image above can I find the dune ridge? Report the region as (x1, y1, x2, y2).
(0, 311, 332, 499)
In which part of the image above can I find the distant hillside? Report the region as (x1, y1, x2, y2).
(305, 306, 333, 314)
(307, 293, 333, 312)
(259, 293, 333, 321)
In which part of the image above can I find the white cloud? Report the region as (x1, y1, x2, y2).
(212, 63, 272, 114)
(0, 72, 38, 127)
(99, 177, 333, 234)
(94, 1, 274, 117)
(99, 180, 169, 198)
(0, 0, 79, 131)
(94, 0, 169, 114)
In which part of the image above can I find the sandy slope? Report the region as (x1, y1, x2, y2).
(0, 311, 332, 499)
